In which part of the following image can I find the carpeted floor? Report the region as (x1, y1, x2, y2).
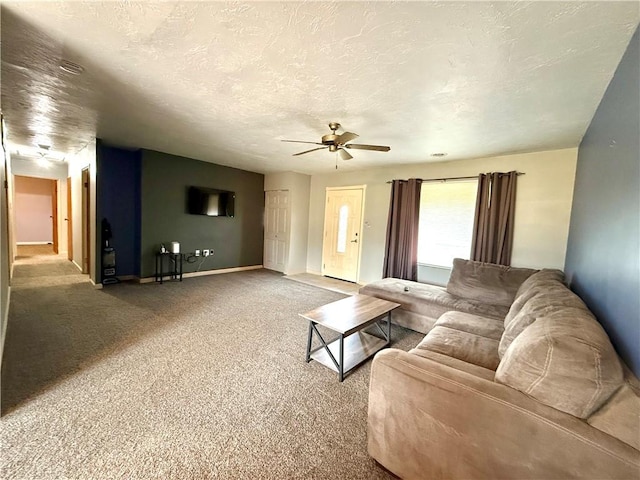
(1, 256, 422, 479)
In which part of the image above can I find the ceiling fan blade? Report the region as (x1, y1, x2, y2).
(344, 143, 391, 152)
(293, 147, 329, 156)
(335, 131, 359, 145)
(281, 140, 324, 145)
(338, 148, 353, 160)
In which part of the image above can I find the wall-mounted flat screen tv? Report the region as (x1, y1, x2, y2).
(187, 186, 235, 217)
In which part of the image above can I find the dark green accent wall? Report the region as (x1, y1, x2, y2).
(565, 28, 639, 375)
(140, 150, 264, 278)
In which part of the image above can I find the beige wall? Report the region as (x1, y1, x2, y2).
(264, 171, 311, 274)
(14, 176, 54, 244)
(307, 148, 578, 284)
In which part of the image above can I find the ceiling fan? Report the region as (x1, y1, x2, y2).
(281, 122, 390, 160)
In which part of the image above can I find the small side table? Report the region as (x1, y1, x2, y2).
(155, 252, 183, 283)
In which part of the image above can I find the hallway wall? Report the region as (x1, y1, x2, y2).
(14, 176, 54, 244)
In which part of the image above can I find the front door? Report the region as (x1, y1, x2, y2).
(264, 190, 289, 272)
(322, 187, 364, 282)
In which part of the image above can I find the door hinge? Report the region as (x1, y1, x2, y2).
(4, 180, 7, 188)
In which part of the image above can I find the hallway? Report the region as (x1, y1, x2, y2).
(2, 246, 92, 413)
(12, 245, 88, 288)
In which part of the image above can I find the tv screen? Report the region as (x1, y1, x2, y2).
(187, 186, 235, 217)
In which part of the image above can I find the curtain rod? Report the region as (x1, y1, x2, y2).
(386, 172, 525, 184)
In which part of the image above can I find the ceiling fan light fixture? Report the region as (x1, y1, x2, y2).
(338, 148, 353, 160)
(59, 60, 85, 75)
(282, 122, 390, 159)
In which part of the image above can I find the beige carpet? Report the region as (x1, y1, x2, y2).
(1, 258, 421, 479)
(12, 245, 88, 288)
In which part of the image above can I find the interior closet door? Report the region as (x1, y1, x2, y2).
(264, 190, 289, 272)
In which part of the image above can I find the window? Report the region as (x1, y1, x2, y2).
(418, 180, 478, 268)
(336, 205, 349, 253)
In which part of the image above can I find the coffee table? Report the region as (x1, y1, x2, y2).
(299, 294, 400, 382)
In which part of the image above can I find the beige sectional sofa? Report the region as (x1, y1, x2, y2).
(363, 259, 640, 479)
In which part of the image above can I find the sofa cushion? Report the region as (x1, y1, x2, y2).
(415, 326, 500, 370)
(359, 278, 510, 326)
(499, 283, 590, 358)
(503, 269, 566, 328)
(409, 348, 496, 381)
(435, 311, 504, 341)
(446, 258, 538, 308)
(495, 309, 624, 418)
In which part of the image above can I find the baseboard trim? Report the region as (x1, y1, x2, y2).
(138, 265, 263, 283)
(116, 275, 137, 282)
(72, 260, 83, 272)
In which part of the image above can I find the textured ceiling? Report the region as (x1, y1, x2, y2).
(1, 2, 638, 174)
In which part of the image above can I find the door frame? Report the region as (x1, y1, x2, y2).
(66, 176, 73, 261)
(81, 167, 90, 275)
(321, 185, 366, 283)
(51, 179, 58, 254)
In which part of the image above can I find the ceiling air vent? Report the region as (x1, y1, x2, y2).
(59, 60, 84, 75)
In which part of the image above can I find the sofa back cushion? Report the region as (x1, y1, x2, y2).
(446, 258, 538, 308)
(503, 269, 566, 327)
(495, 308, 624, 418)
(499, 276, 588, 358)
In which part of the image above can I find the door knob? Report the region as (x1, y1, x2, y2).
(351, 239, 358, 243)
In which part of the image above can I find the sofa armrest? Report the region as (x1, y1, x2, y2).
(368, 349, 640, 480)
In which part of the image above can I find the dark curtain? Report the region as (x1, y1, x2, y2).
(383, 178, 422, 280)
(470, 171, 518, 265)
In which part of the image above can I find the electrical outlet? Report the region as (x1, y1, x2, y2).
(203, 249, 210, 256)
(209, 248, 214, 256)
(195, 249, 200, 256)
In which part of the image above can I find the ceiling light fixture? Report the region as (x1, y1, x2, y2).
(12, 145, 67, 162)
(430, 152, 448, 157)
(59, 59, 84, 75)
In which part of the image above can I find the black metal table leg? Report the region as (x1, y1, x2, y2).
(306, 321, 314, 362)
(160, 254, 164, 284)
(339, 334, 344, 382)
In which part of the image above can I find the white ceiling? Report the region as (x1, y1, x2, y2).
(1, 2, 638, 175)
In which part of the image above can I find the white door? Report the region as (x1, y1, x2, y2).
(322, 187, 364, 282)
(264, 190, 289, 272)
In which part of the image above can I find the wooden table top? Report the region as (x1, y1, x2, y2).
(299, 294, 400, 336)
